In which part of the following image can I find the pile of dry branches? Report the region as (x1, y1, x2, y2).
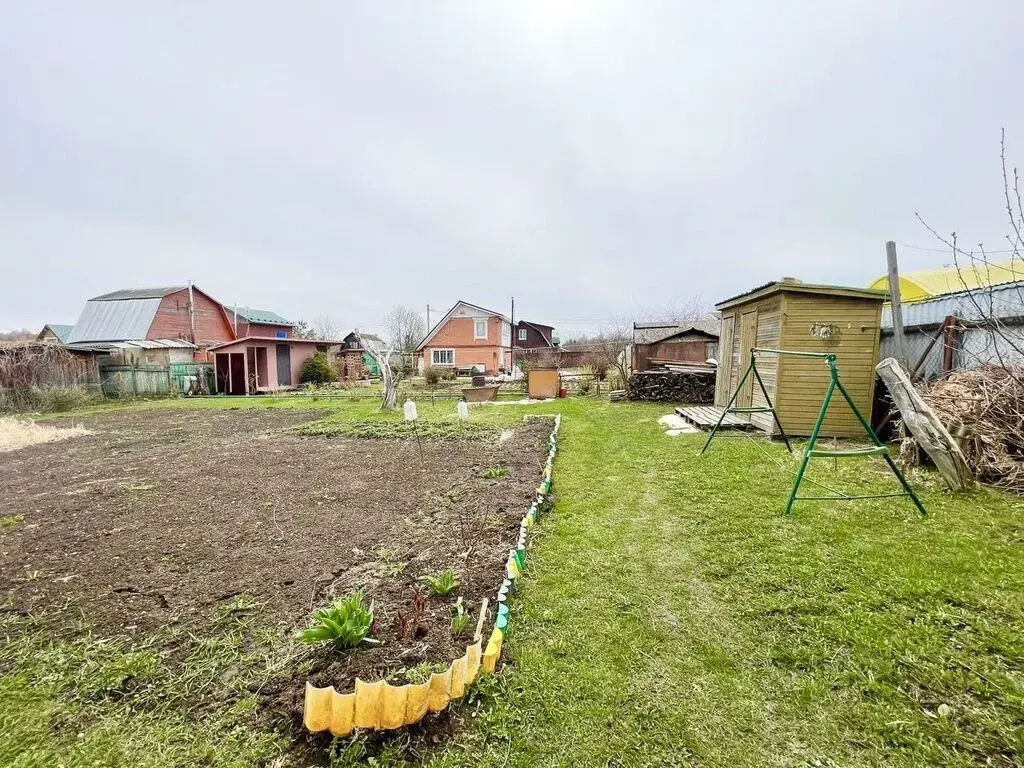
(0, 343, 101, 412)
(922, 365, 1024, 492)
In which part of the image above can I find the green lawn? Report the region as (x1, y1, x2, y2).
(4, 397, 1024, 767)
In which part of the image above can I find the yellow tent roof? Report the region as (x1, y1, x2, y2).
(867, 257, 1024, 302)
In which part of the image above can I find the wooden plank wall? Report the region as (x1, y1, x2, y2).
(750, 299, 781, 431)
(776, 294, 882, 437)
(714, 315, 735, 405)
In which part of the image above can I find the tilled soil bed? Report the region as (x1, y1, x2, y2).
(0, 407, 551, 725)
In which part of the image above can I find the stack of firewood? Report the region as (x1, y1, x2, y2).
(626, 370, 715, 403)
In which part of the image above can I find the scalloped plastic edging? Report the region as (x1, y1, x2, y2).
(303, 414, 561, 736)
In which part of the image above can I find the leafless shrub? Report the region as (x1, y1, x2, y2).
(0, 345, 103, 412)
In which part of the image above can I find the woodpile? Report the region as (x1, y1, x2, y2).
(920, 365, 1024, 492)
(626, 370, 715, 403)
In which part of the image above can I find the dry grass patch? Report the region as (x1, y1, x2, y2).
(0, 417, 90, 452)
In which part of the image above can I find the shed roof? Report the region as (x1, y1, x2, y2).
(91, 286, 186, 301)
(208, 336, 344, 352)
(68, 296, 164, 343)
(644, 326, 719, 344)
(37, 323, 75, 344)
(867, 257, 1024, 302)
(715, 279, 888, 310)
(226, 306, 295, 326)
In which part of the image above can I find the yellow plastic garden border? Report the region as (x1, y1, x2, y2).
(303, 414, 560, 737)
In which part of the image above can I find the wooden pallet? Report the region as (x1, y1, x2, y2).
(675, 406, 756, 431)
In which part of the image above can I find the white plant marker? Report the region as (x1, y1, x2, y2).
(403, 399, 422, 463)
(456, 399, 469, 421)
(403, 399, 418, 421)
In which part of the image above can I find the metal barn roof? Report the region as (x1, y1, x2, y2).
(226, 306, 295, 326)
(90, 286, 186, 301)
(881, 280, 1024, 330)
(67, 296, 164, 343)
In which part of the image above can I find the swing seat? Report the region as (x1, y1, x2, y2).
(808, 446, 889, 459)
(727, 406, 776, 414)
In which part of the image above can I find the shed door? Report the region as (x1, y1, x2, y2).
(715, 316, 735, 406)
(276, 344, 292, 386)
(737, 310, 759, 407)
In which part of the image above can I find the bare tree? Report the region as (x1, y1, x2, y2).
(312, 314, 342, 340)
(633, 296, 717, 329)
(0, 329, 37, 343)
(357, 330, 403, 410)
(292, 319, 317, 340)
(386, 305, 425, 355)
(586, 319, 633, 387)
(916, 129, 1024, 381)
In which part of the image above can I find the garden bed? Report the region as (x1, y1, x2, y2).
(0, 407, 553, 729)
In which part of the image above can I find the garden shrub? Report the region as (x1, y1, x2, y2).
(300, 352, 338, 386)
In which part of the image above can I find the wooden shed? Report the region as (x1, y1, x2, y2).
(714, 279, 887, 437)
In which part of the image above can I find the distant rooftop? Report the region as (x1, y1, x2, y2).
(90, 286, 186, 301)
(38, 323, 75, 344)
(226, 306, 295, 326)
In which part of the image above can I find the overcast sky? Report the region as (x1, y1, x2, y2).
(1, 2, 1021, 337)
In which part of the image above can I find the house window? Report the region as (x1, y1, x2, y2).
(432, 349, 455, 365)
(518, 328, 527, 341)
(474, 318, 487, 339)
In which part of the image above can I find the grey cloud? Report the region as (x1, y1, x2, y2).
(1, 1, 1021, 336)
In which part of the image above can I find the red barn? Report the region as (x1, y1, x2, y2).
(67, 286, 235, 361)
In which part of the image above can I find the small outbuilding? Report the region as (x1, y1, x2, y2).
(714, 278, 887, 437)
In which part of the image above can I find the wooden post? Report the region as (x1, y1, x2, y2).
(875, 357, 974, 492)
(886, 241, 909, 368)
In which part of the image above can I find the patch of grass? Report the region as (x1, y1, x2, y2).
(482, 466, 509, 479)
(403, 661, 450, 685)
(291, 417, 500, 441)
(11, 396, 1024, 767)
(0, 600, 294, 768)
(1, 514, 25, 528)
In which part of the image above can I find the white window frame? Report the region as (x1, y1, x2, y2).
(517, 328, 528, 341)
(431, 348, 455, 366)
(474, 317, 488, 340)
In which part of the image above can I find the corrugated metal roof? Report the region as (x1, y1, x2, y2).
(114, 339, 196, 349)
(881, 280, 1024, 330)
(67, 297, 163, 343)
(91, 286, 186, 301)
(868, 257, 1024, 302)
(39, 323, 75, 343)
(226, 306, 295, 326)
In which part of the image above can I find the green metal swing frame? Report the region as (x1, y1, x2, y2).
(701, 347, 926, 515)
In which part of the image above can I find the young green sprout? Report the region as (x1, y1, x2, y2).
(298, 590, 379, 651)
(450, 598, 470, 637)
(419, 570, 459, 596)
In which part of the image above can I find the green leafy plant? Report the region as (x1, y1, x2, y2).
(404, 660, 450, 684)
(298, 591, 378, 651)
(450, 598, 470, 637)
(423, 366, 442, 386)
(482, 466, 509, 479)
(419, 570, 459, 596)
(299, 351, 339, 386)
(1, 514, 25, 528)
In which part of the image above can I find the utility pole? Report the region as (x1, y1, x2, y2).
(510, 296, 515, 374)
(886, 241, 909, 369)
(187, 280, 197, 345)
(426, 304, 431, 332)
